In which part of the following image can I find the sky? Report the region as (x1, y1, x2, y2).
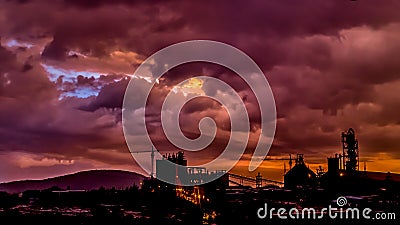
(1, 0, 400, 182)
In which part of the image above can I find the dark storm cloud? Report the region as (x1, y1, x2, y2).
(62, 0, 167, 9)
(41, 38, 68, 60)
(0, 0, 400, 180)
(0, 39, 133, 169)
(3, 0, 398, 62)
(0, 42, 57, 101)
(81, 77, 129, 111)
(180, 97, 223, 114)
(0, 42, 18, 73)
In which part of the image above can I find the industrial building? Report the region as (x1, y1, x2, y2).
(283, 128, 400, 193)
(140, 127, 400, 199)
(283, 154, 317, 190)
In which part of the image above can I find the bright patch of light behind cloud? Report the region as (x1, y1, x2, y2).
(41, 63, 102, 82)
(41, 63, 102, 99)
(4, 39, 33, 48)
(60, 87, 99, 99)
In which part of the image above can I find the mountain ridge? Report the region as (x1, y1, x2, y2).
(0, 170, 146, 193)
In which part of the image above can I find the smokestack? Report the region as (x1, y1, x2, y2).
(284, 162, 286, 174)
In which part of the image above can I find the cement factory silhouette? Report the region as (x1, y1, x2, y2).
(140, 127, 400, 224)
(146, 127, 400, 191)
(0, 128, 399, 224)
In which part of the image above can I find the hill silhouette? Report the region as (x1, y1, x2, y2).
(0, 170, 145, 193)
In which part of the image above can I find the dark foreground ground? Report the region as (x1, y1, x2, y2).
(0, 184, 399, 225)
